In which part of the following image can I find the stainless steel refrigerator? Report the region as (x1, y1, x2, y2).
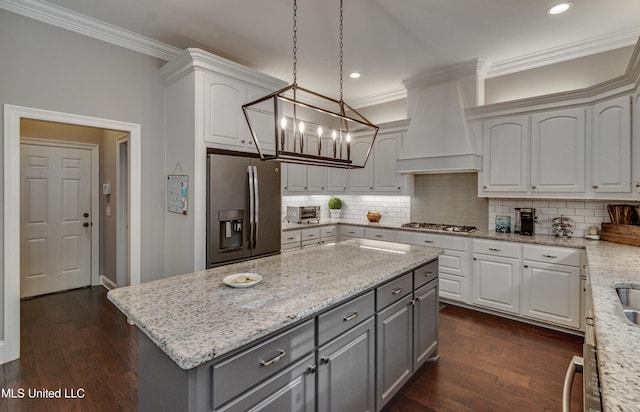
(207, 152, 282, 268)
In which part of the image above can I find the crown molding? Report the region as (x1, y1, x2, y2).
(486, 28, 640, 78)
(0, 0, 182, 61)
(350, 87, 407, 109)
(402, 59, 489, 90)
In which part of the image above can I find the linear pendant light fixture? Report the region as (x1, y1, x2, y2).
(242, 0, 379, 169)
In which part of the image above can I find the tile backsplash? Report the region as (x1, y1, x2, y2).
(489, 199, 640, 238)
(282, 195, 410, 224)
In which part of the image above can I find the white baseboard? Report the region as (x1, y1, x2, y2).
(100, 275, 117, 290)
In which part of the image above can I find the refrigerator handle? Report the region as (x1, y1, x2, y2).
(248, 165, 255, 248)
(253, 165, 259, 246)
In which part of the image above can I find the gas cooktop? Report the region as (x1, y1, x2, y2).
(401, 222, 477, 233)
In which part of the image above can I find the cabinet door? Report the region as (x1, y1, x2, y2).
(374, 133, 403, 192)
(317, 317, 375, 412)
(205, 73, 248, 149)
(591, 95, 631, 193)
(376, 295, 413, 410)
(522, 261, 581, 329)
(413, 279, 438, 370)
(327, 168, 348, 192)
(283, 163, 308, 193)
(349, 139, 375, 192)
(531, 108, 586, 193)
(481, 116, 529, 193)
(472, 254, 520, 314)
(246, 85, 277, 155)
(215, 354, 316, 412)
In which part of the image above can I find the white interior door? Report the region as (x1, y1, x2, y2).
(20, 143, 92, 298)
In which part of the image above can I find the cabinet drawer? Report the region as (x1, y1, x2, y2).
(365, 228, 395, 242)
(320, 226, 337, 237)
(318, 291, 375, 346)
(414, 259, 439, 289)
(281, 231, 301, 246)
(522, 244, 581, 266)
(473, 239, 520, 258)
(376, 272, 413, 311)
(211, 319, 315, 409)
(340, 226, 365, 239)
(301, 239, 320, 248)
(300, 228, 320, 241)
(281, 242, 301, 252)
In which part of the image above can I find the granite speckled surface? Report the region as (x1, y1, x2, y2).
(107, 238, 442, 370)
(287, 221, 640, 411)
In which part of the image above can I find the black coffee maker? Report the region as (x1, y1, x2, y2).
(515, 208, 536, 236)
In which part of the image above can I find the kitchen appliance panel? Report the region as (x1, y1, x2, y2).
(207, 153, 281, 267)
(251, 159, 282, 257)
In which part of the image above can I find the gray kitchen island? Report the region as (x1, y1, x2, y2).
(108, 238, 442, 412)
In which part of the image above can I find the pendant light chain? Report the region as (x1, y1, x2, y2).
(339, 0, 344, 104)
(292, 0, 298, 86)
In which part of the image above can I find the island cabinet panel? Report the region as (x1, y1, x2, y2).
(215, 354, 315, 412)
(413, 279, 439, 369)
(318, 291, 375, 346)
(317, 317, 376, 412)
(212, 319, 315, 409)
(376, 294, 414, 409)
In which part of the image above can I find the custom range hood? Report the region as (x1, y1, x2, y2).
(397, 59, 487, 174)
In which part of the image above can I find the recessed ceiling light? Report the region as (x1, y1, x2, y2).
(547, 2, 572, 15)
(349, 72, 361, 79)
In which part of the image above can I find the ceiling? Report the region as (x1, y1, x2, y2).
(25, 0, 640, 106)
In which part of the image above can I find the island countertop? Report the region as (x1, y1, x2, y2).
(107, 238, 442, 370)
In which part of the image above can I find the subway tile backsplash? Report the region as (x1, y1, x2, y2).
(282, 195, 410, 224)
(489, 198, 640, 238)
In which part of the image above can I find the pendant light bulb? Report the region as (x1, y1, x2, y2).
(280, 116, 287, 128)
(298, 121, 305, 133)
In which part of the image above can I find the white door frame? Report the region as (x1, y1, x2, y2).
(116, 134, 129, 287)
(21, 138, 101, 289)
(3, 104, 142, 364)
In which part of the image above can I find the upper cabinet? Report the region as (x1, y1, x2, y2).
(530, 108, 585, 194)
(478, 94, 635, 199)
(590, 95, 632, 193)
(373, 133, 404, 192)
(204, 73, 276, 154)
(634, 92, 640, 193)
(481, 116, 529, 193)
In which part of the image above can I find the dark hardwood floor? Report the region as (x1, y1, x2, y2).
(1, 287, 583, 412)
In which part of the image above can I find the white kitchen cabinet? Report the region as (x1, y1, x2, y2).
(301, 227, 322, 248)
(394, 231, 472, 304)
(348, 138, 375, 192)
(339, 225, 365, 241)
(521, 245, 582, 329)
(204, 73, 276, 154)
(281, 230, 302, 252)
(472, 240, 521, 315)
(365, 228, 395, 242)
(283, 163, 309, 193)
(480, 115, 529, 194)
(591, 95, 632, 194)
(530, 108, 586, 193)
(373, 133, 403, 193)
(326, 168, 348, 192)
(320, 226, 337, 245)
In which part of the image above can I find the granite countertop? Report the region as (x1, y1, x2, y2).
(582, 241, 640, 411)
(107, 238, 442, 370)
(285, 220, 640, 410)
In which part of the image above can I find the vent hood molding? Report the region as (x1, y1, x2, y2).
(398, 59, 488, 174)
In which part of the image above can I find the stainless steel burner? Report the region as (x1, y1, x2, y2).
(401, 222, 477, 233)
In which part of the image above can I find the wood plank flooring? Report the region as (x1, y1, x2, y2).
(1, 287, 583, 411)
(382, 305, 583, 412)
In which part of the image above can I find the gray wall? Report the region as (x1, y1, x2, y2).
(0, 10, 167, 339)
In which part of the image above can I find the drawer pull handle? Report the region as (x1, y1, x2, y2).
(489, 248, 501, 252)
(343, 312, 359, 322)
(287, 237, 295, 240)
(425, 271, 434, 277)
(348, 231, 355, 234)
(392, 287, 404, 295)
(375, 234, 383, 238)
(423, 240, 434, 244)
(542, 254, 558, 259)
(260, 350, 286, 367)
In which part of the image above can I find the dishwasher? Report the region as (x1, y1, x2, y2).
(563, 270, 602, 412)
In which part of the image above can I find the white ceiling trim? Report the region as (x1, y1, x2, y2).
(349, 87, 407, 109)
(0, 0, 182, 61)
(486, 27, 640, 78)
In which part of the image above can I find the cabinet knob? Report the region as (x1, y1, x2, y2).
(593, 185, 598, 189)
(483, 186, 487, 189)
(397, 186, 401, 190)
(531, 186, 536, 189)
(636, 183, 640, 188)
(320, 356, 331, 365)
(369, 186, 373, 190)
(241, 140, 246, 144)
(307, 365, 317, 374)
(524, 264, 529, 268)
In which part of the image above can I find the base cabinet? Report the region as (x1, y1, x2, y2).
(472, 254, 521, 315)
(318, 317, 376, 412)
(413, 279, 439, 369)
